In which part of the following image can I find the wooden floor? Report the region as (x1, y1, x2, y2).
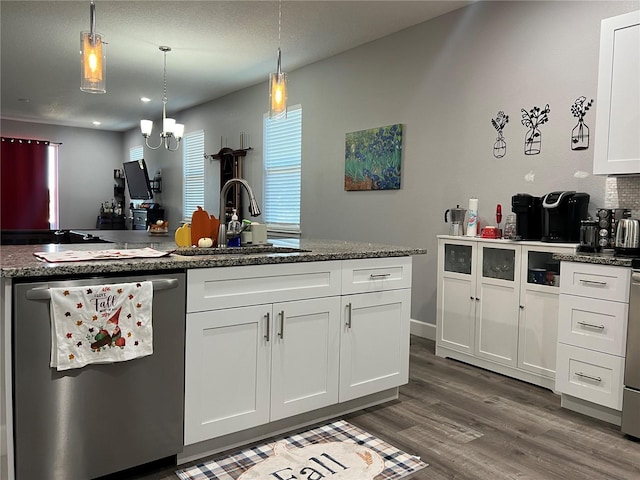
(115, 336, 640, 480)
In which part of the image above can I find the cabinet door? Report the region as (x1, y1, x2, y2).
(437, 240, 476, 355)
(270, 297, 340, 421)
(593, 10, 640, 174)
(518, 289, 559, 378)
(339, 289, 410, 402)
(184, 305, 271, 445)
(475, 244, 521, 366)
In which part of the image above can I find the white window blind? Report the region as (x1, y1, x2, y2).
(129, 145, 143, 161)
(263, 106, 301, 234)
(183, 130, 205, 221)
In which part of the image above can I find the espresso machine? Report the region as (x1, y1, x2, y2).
(444, 205, 466, 236)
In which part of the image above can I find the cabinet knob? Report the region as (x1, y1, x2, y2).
(519, 305, 524, 309)
(475, 297, 480, 301)
(470, 296, 474, 300)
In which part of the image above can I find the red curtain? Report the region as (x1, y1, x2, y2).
(1, 138, 50, 230)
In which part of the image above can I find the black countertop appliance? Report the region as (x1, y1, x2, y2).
(541, 191, 590, 242)
(511, 193, 543, 240)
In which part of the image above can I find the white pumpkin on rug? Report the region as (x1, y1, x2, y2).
(237, 441, 385, 480)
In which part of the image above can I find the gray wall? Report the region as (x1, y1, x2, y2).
(130, 0, 637, 327)
(1, 119, 123, 229)
(6, 1, 639, 328)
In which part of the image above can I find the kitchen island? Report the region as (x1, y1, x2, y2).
(1, 235, 425, 479)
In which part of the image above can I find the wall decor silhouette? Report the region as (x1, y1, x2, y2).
(521, 104, 550, 155)
(491, 111, 509, 158)
(570, 96, 593, 150)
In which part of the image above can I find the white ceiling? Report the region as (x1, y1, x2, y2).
(0, 1, 473, 132)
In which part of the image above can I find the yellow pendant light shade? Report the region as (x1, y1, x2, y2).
(80, 31, 105, 93)
(269, 48, 287, 119)
(80, 1, 105, 94)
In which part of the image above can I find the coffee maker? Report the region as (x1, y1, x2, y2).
(541, 191, 590, 242)
(444, 205, 466, 236)
(511, 194, 543, 240)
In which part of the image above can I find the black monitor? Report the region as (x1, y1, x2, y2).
(123, 159, 153, 200)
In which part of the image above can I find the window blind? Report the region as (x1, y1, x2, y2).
(183, 130, 205, 221)
(129, 145, 143, 161)
(263, 106, 301, 234)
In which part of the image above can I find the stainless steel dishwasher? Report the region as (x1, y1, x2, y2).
(622, 262, 640, 439)
(12, 272, 186, 479)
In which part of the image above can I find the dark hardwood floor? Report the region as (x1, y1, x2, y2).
(120, 336, 640, 480)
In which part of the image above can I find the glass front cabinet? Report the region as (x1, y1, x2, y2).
(437, 236, 576, 390)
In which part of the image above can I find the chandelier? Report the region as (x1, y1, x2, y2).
(140, 46, 184, 151)
(80, 0, 106, 94)
(268, 0, 287, 119)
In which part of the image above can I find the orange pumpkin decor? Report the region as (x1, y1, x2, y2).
(191, 206, 211, 246)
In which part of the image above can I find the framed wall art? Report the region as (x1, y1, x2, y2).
(345, 123, 402, 191)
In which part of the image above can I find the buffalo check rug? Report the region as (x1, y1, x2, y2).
(176, 419, 428, 480)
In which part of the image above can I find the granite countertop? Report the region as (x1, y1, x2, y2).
(0, 231, 427, 279)
(553, 251, 634, 267)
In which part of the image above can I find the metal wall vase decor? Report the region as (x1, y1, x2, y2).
(491, 111, 509, 158)
(521, 104, 550, 155)
(570, 96, 593, 150)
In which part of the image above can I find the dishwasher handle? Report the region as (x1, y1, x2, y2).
(25, 278, 180, 300)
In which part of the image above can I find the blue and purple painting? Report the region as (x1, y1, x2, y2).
(345, 124, 402, 191)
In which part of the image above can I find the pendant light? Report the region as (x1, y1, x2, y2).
(269, 0, 287, 119)
(80, 0, 106, 94)
(140, 46, 184, 151)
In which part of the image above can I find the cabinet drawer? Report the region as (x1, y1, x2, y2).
(187, 261, 342, 312)
(558, 295, 628, 356)
(560, 262, 630, 303)
(556, 343, 624, 410)
(341, 257, 412, 294)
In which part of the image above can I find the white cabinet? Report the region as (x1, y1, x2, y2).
(556, 262, 630, 413)
(437, 239, 476, 355)
(437, 236, 575, 389)
(517, 245, 570, 378)
(339, 289, 410, 402)
(593, 10, 640, 175)
(474, 244, 521, 367)
(184, 257, 412, 445)
(184, 262, 342, 445)
(339, 257, 412, 402)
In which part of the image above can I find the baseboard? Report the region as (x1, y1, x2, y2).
(410, 319, 435, 340)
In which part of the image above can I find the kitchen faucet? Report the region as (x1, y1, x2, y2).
(217, 178, 261, 247)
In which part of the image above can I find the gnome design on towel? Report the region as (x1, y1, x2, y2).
(90, 307, 124, 350)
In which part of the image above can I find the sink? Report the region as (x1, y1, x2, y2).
(173, 245, 309, 256)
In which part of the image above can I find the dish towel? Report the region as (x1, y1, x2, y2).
(49, 281, 154, 371)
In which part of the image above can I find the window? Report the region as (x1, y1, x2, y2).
(182, 130, 205, 221)
(129, 145, 143, 161)
(263, 105, 301, 234)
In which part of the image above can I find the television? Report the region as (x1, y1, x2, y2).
(123, 159, 153, 200)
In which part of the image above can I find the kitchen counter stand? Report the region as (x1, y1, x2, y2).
(0, 237, 425, 479)
(436, 236, 577, 390)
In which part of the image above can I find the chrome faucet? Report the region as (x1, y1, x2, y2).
(217, 178, 261, 247)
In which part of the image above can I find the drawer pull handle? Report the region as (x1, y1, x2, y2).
(577, 321, 605, 330)
(346, 302, 352, 329)
(264, 312, 271, 342)
(278, 310, 285, 339)
(575, 372, 602, 383)
(579, 279, 607, 287)
(369, 273, 391, 279)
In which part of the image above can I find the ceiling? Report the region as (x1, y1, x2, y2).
(0, 1, 473, 133)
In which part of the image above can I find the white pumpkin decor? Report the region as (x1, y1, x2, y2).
(197, 237, 213, 248)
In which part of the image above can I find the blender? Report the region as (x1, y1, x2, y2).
(445, 205, 467, 236)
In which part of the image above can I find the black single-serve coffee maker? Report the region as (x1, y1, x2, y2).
(511, 193, 543, 240)
(541, 191, 590, 242)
